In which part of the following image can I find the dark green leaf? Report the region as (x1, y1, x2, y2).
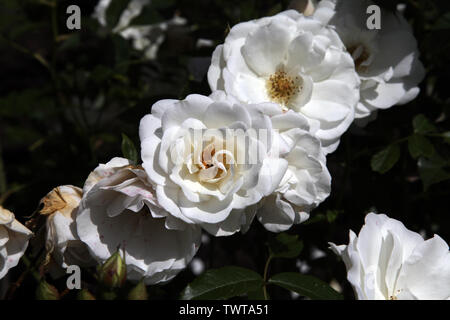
(121, 133, 139, 164)
(106, 0, 132, 28)
(418, 155, 450, 191)
(268, 273, 343, 300)
(303, 210, 342, 226)
(371, 144, 401, 174)
(128, 280, 148, 300)
(180, 266, 264, 300)
(408, 134, 435, 159)
(413, 114, 437, 134)
(267, 233, 303, 259)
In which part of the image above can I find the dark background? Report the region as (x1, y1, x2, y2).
(0, 0, 449, 299)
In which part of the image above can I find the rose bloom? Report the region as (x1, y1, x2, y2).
(254, 103, 331, 232)
(40, 186, 95, 270)
(207, 10, 360, 153)
(140, 93, 289, 236)
(330, 213, 450, 300)
(0, 206, 32, 279)
(314, 0, 425, 122)
(76, 158, 202, 284)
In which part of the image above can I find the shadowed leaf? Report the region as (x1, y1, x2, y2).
(269, 272, 343, 300)
(180, 266, 264, 300)
(371, 144, 401, 174)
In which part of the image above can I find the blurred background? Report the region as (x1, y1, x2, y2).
(0, 0, 449, 299)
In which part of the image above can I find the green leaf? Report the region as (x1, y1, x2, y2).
(408, 134, 435, 159)
(36, 280, 60, 300)
(106, 0, 132, 28)
(413, 114, 437, 134)
(418, 155, 450, 191)
(267, 233, 303, 259)
(128, 280, 148, 300)
(303, 210, 342, 226)
(371, 144, 401, 174)
(268, 273, 343, 300)
(121, 133, 139, 164)
(180, 266, 264, 300)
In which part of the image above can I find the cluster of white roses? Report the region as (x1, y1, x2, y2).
(1, 0, 448, 300)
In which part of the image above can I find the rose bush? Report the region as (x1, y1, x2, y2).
(1, 0, 446, 301)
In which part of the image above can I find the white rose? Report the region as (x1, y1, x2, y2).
(76, 160, 202, 284)
(207, 10, 360, 153)
(314, 0, 425, 121)
(92, 0, 187, 60)
(254, 104, 331, 232)
(40, 186, 95, 270)
(139, 93, 288, 236)
(0, 206, 33, 279)
(330, 213, 450, 300)
(83, 157, 132, 194)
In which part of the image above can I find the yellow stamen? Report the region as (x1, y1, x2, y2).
(266, 70, 301, 107)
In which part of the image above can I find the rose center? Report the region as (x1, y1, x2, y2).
(197, 143, 230, 183)
(266, 70, 302, 107)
